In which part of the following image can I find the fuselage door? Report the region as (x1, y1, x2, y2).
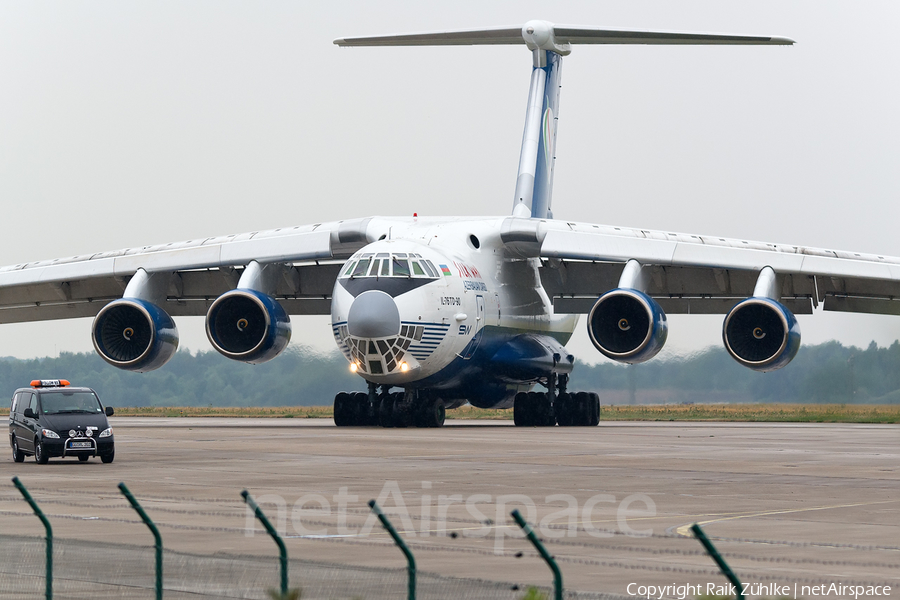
(460, 295, 485, 360)
(476, 295, 485, 331)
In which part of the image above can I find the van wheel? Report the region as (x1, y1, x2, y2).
(101, 450, 115, 464)
(12, 438, 25, 463)
(34, 440, 49, 464)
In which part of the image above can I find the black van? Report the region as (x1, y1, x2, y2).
(9, 380, 115, 464)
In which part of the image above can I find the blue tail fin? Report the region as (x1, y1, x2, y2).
(512, 49, 562, 220)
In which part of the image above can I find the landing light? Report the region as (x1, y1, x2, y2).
(349, 362, 359, 373)
(400, 362, 410, 373)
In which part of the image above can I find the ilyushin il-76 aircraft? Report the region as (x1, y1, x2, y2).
(3, 21, 899, 429)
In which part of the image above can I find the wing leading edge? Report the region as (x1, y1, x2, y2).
(0, 218, 379, 324)
(497, 218, 900, 316)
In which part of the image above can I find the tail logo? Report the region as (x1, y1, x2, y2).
(542, 104, 554, 171)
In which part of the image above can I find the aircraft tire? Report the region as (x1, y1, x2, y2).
(378, 394, 395, 428)
(367, 395, 382, 426)
(530, 392, 555, 426)
(390, 391, 409, 428)
(416, 397, 445, 428)
(556, 393, 574, 426)
(349, 392, 366, 426)
(589, 392, 601, 426)
(333, 392, 352, 427)
(513, 392, 532, 426)
(573, 392, 590, 426)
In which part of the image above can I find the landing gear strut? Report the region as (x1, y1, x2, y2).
(513, 373, 600, 427)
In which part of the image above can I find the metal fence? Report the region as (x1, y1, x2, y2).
(1, 534, 572, 600)
(2, 477, 897, 600)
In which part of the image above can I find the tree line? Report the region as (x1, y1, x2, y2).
(1, 340, 897, 408)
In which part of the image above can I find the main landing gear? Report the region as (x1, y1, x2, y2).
(334, 384, 445, 428)
(513, 374, 600, 427)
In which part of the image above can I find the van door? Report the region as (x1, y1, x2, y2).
(9, 393, 19, 446)
(19, 393, 37, 452)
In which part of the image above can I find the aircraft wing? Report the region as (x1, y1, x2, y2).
(498, 218, 900, 317)
(0, 218, 378, 325)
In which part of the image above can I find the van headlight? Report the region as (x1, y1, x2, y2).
(99, 428, 113, 438)
(41, 429, 60, 439)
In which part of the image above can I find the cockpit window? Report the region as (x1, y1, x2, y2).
(351, 259, 370, 277)
(421, 260, 438, 277)
(342, 254, 435, 279)
(393, 258, 410, 277)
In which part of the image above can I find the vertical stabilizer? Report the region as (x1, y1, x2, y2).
(334, 21, 793, 221)
(513, 48, 562, 220)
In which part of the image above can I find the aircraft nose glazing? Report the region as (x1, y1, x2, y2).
(347, 290, 401, 339)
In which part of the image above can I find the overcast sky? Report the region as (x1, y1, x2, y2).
(1, 1, 899, 364)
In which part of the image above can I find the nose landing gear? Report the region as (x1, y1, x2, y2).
(513, 374, 600, 427)
(334, 385, 445, 428)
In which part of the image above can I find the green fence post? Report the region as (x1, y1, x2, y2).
(368, 500, 416, 600)
(12, 477, 53, 600)
(118, 483, 163, 600)
(511, 509, 563, 600)
(242, 490, 288, 596)
(691, 523, 744, 600)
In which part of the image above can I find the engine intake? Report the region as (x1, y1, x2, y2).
(206, 289, 291, 364)
(588, 289, 667, 363)
(92, 299, 179, 372)
(723, 297, 800, 371)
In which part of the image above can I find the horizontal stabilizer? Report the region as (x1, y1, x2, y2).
(334, 21, 794, 50)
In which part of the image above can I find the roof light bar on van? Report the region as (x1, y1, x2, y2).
(30, 379, 70, 388)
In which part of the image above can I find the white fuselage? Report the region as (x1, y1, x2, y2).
(330, 218, 578, 391)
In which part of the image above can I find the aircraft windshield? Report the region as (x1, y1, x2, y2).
(40, 391, 103, 415)
(342, 254, 439, 279)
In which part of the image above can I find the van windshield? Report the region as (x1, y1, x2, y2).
(40, 392, 103, 415)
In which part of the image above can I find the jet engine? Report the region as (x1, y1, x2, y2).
(206, 288, 291, 364)
(723, 297, 800, 372)
(587, 288, 667, 363)
(92, 298, 179, 372)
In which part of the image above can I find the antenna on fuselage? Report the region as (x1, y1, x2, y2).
(334, 21, 793, 220)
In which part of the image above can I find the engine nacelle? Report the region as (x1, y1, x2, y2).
(205, 289, 291, 364)
(587, 289, 668, 363)
(92, 298, 179, 372)
(723, 297, 801, 372)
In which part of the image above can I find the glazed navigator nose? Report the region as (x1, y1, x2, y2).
(347, 290, 401, 338)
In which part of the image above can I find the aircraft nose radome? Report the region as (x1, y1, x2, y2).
(347, 290, 401, 339)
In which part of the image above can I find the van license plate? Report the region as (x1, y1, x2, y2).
(69, 441, 91, 449)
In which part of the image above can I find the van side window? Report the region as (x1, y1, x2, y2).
(28, 393, 38, 414)
(10, 394, 17, 415)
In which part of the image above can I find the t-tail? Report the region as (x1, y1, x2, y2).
(335, 20, 793, 220)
